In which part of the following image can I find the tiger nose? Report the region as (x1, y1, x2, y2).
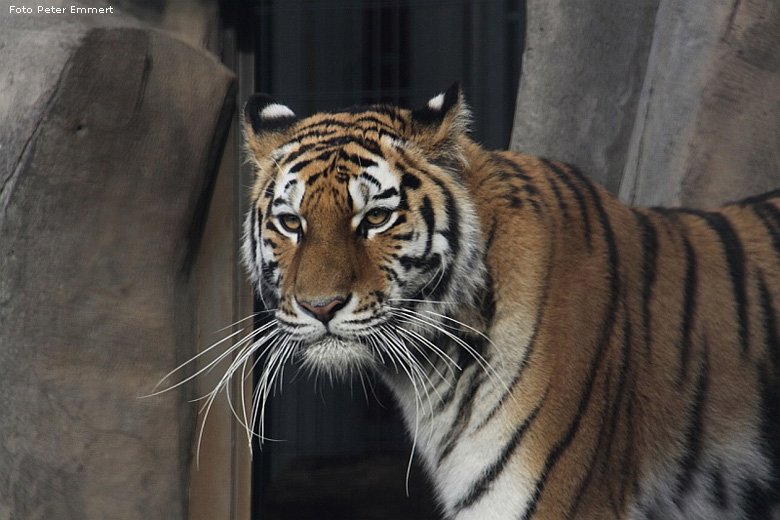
(297, 297, 347, 324)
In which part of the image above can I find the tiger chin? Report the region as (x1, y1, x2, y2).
(239, 84, 780, 519)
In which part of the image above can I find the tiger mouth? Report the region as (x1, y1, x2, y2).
(299, 335, 376, 379)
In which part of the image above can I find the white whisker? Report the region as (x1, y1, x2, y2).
(144, 312, 287, 465)
(224, 330, 284, 446)
(145, 327, 248, 397)
(373, 327, 424, 495)
(253, 334, 300, 442)
(413, 265, 445, 299)
(423, 266, 448, 300)
(396, 327, 458, 388)
(378, 325, 439, 415)
(388, 297, 456, 306)
(388, 306, 509, 397)
(212, 309, 276, 334)
(422, 309, 495, 346)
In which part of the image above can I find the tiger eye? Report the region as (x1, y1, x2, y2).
(278, 214, 302, 232)
(364, 208, 392, 227)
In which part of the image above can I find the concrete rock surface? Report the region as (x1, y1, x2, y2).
(0, 5, 235, 519)
(512, 0, 780, 206)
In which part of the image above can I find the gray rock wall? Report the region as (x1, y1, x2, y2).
(512, 0, 780, 206)
(0, 6, 235, 519)
(511, 0, 661, 196)
(619, 0, 780, 207)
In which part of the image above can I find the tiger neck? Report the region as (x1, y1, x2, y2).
(380, 139, 555, 474)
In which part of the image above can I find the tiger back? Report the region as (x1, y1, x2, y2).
(240, 85, 780, 520)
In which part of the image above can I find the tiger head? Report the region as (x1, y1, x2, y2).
(241, 85, 485, 380)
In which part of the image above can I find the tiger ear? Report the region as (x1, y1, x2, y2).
(242, 93, 298, 161)
(409, 83, 471, 156)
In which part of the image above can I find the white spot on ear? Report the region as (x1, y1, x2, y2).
(427, 93, 445, 111)
(260, 103, 296, 120)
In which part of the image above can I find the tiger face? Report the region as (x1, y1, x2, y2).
(241, 86, 484, 380)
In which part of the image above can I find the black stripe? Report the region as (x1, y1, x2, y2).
(711, 468, 729, 509)
(423, 176, 461, 302)
(681, 210, 749, 354)
(248, 205, 259, 269)
(432, 377, 458, 416)
(569, 300, 634, 519)
(541, 159, 593, 250)
(359, 171, 381, 188)
(523, 170, 620, 520)
(437, 371, 484, 465)
(401, 172, 421, 190)
(501, 183, 544, 216)
(384, 214, 407, 234)
(759, 271, 780, 371)
(390, 231, 414, 241)
(342, 315, 380, 326)
(352, 137, 382, 156)
(753, 203, 780, 260)
(736, 189, 780, 206)
(484, 216, 498, 254)
(524, 185, 544, 217)
(492, 154, 533, 181)
(755, 271, 780, 509)
(745, 472, 780, 518)
(677, 233, 698, 385)
(292, 127, 342, 143)
(353, 113, 401, 132)
(283, 148, 334, 170)
(619, 385, 638, 513)
(452, 389, 548, 512)
(287, 135, 384, 163)
(420, 196, 435, 257)
(455, 333, 488, 374)
(750, 368, 780, 516)
(298, 117, 352, 129)
(568, 367, 615, 519)
(604, 305, 633, 468)
(297, 114, 394, 136)
(261, 260, 278, 285)
(674, 350, 709, 504)
(381, 265, 401, 284)
(421, 347, 452, 393)
(633, 209, 659, 359)
(306, 172, 322, 185)
(545, 175, 569, 217)
(476, 283, 497, 329)
(478, 253, 552, 428)
(425, 176, 460, 257)
(288, 155, 317, 174)
(263, 177, 276, 200)
(397, 252, 441, 273)
(338, 148, 378, 169)
(265, 219, 281, 235)
(374, 187, 399, 200)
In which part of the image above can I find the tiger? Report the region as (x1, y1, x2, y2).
(238, 84, 780, 519)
